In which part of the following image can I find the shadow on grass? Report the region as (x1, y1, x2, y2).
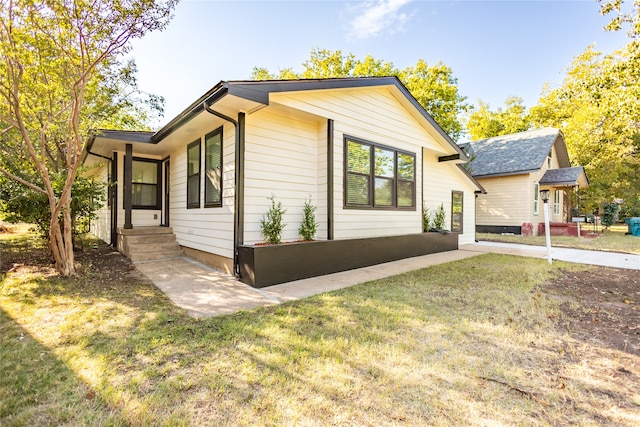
(0, 307, 125, 426)
(2, 232, 640, 425)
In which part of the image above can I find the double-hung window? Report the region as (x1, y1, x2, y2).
(131, 159, 161, 209)
(451, 191, 463, 233)
(204, 128, 223, 207)
(187, 139, 201, 209)
(344, 136, 415, 209)
(533, 182, 540, 215)
(553, 190, 561, 215)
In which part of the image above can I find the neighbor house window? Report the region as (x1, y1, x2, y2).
(451, 191, 463, 233)
(553, 190, 561, 215)
(204, 128, 223, 207)
(131, 159, 161, 209)
(344, 136, 415, 209)
(187, 139, 201, 208)
(533, 182, 539, 215)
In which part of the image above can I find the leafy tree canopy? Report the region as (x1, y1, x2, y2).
(600, 0, 640, 37)
(251, 48, 469, 141)
(465, 96, 532, 140)
(0, 0, 177, 275)
(530, 42, 640, 211)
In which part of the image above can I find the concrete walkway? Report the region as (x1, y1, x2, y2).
(134, 242, 639, 318)
(462, 241, 640, 270)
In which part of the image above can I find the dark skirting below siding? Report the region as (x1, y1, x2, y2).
(476, 225, 522, 235)
(237, 232, 458, 288)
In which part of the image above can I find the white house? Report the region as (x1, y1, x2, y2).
(83, 77, 483, 286)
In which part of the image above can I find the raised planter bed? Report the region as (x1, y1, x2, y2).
(237, 232, 458, 288)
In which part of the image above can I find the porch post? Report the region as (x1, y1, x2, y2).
(124, 143, 133, 229)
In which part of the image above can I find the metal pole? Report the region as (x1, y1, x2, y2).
(543, 200, 552, 265)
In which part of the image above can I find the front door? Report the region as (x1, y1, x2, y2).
(162, 158, 170, 226)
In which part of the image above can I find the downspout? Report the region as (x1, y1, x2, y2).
(327, 119, 334, 240)
(203, 102, 244, 277)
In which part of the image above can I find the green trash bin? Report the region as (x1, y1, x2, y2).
(629, 217, 640, 237)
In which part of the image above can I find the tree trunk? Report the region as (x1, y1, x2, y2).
(49, 198, 75, 276)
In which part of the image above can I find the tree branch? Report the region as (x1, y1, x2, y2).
(0, 165, 47, 195)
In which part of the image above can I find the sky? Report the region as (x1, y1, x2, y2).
(129, 0, 632, 127)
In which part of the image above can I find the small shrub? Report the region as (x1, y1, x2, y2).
(422, 202, 431, 232)
(433, 203, 447, 230)
(260, 194, 286, 244)
(299, 196, 318, 241)
(601, 203, 619, 229)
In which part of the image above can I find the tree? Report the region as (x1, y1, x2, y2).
(530, 43, 640, 211)
(251, 48, 469, 140)
(465, 96, 532, 140)
(600, 0, 640, 37)
(0, 0, 177, 276)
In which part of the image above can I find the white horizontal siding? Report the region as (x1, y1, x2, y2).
(422, 151, 478, 245)
(330, 111, 424, 239)
(168, 123, 235, 259)
(243, 109, 324, 245)
(271, 88, 445, 155)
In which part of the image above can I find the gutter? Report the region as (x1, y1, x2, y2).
(202, 102, 244, 277)
(84, 134, 113, 162)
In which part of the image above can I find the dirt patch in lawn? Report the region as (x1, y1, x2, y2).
(544, 267, 640, 356)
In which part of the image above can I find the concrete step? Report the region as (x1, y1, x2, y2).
(124, 234, 178, 245)
(130, 248, 184, 262)
(126, 241, 182, 254)
(118, 226, 174, 236)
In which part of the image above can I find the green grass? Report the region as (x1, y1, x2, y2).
(477, 224, 640, 254)
(1, 227, 639, 425)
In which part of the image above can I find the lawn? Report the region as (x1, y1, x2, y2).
(1, 225, 639, 426)
(477, 224, 640, 255)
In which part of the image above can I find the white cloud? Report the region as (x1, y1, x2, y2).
(346, 0, 415, 41)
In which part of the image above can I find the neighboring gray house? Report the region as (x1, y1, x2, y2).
(460, 128, 588, 235)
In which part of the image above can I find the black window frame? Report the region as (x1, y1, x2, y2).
(451, 190, 463, 233)
(204, 127, 223, 208)
(129, 157, 162, 210)
(187, 139, 201, 209)
(343, 135, 416, 210)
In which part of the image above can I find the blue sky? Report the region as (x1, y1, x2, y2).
(129, 0, 630, 127)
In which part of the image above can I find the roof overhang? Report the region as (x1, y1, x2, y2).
(539, 166, 589, 188)
(83, 77, 468, 164)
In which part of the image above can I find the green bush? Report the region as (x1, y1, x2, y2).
(422, 202, 431, 232)
(601, 203, 618, 229)
(260, 194, 286, 244)
(298, 196, 318, 241)
(0, 173, 105, 242)
(433, 203, 447, 230)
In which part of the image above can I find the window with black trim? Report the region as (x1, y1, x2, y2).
(131, 159, 161, 209)
(204, 128, 223, 207)
(451, 191, 463, 233)
(344, 136, 415, 209)
(187, 139, 201, 209)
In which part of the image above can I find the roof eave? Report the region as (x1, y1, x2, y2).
(472, 169, 539, 179)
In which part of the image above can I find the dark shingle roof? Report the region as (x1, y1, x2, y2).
(540, 166, 589, 187)
(464, 128, 565, 177)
